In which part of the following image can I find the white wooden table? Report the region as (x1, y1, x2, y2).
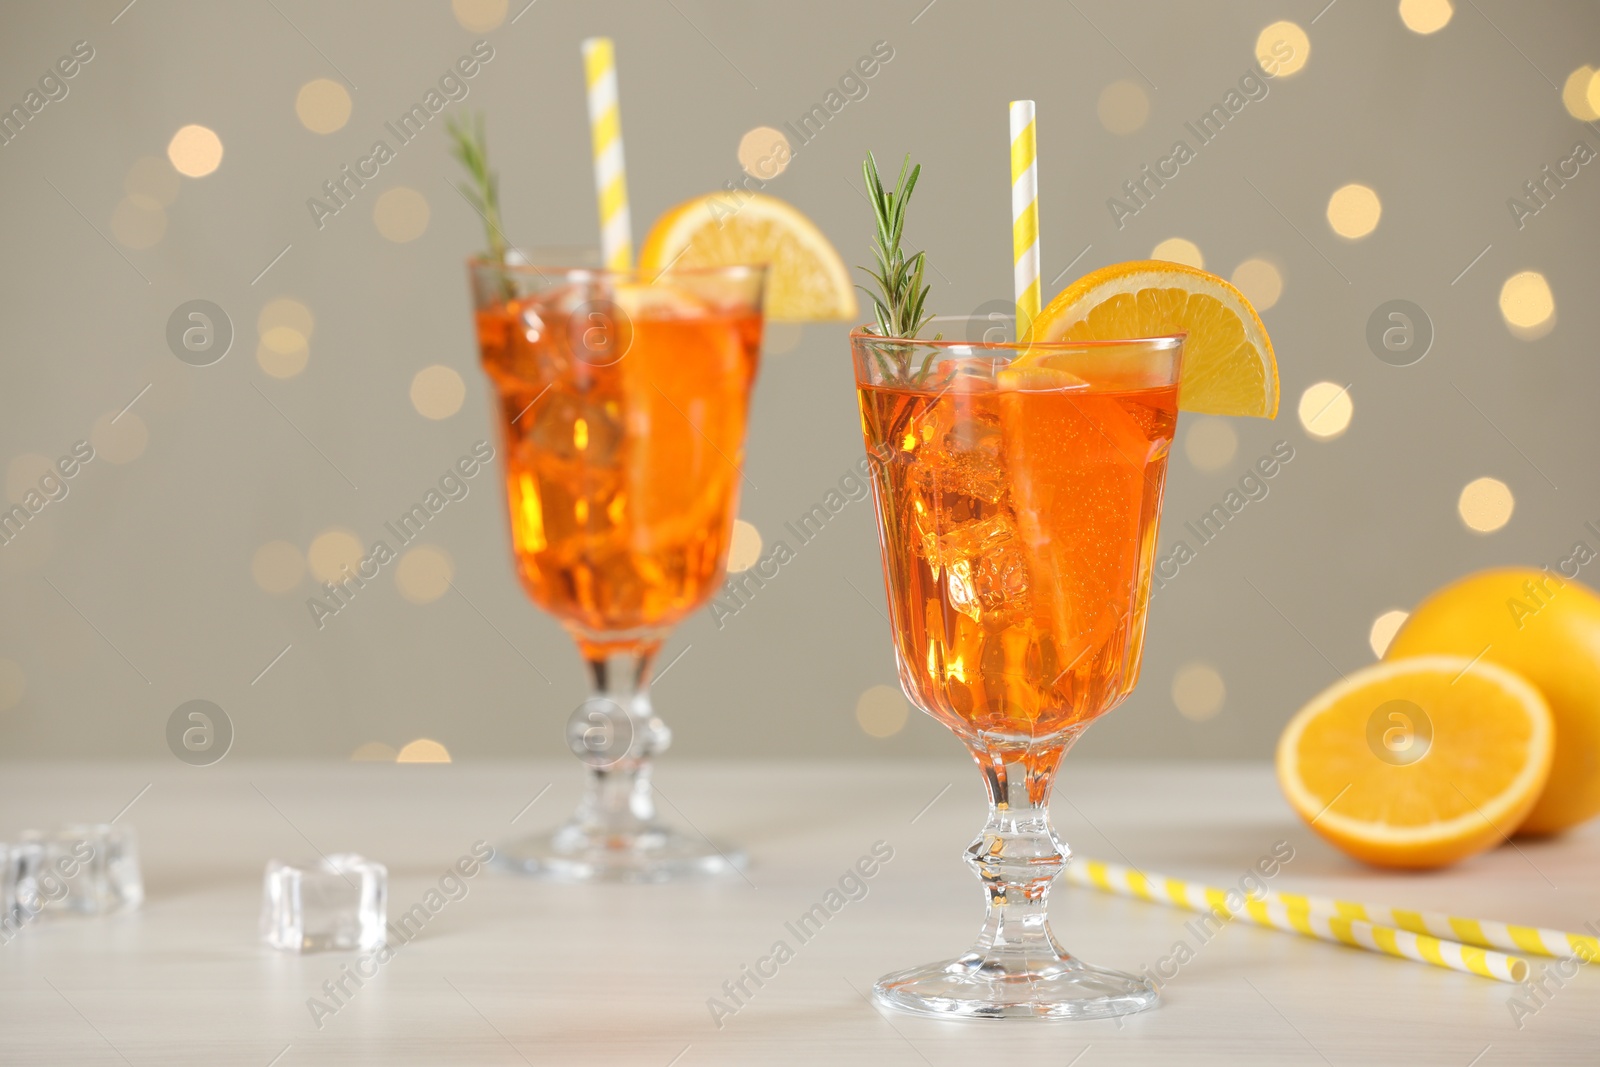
(0, 761, 1595, 1065)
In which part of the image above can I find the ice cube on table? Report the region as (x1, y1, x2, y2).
(16, 824, 143, 916)
(261, 853, 387, 953)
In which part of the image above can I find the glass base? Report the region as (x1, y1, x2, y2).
(494, 822, 746, 883)
(873, 951, 1159, 1021)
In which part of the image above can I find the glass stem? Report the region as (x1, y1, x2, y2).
(965, 732, 1085, 967)
(569, 644, 671, 836)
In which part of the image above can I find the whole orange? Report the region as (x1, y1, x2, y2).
(1387, 567, 1600, 834)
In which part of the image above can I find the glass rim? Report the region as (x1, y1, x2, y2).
(466, 256, 767, 282)
(851, 317, 1186, 351)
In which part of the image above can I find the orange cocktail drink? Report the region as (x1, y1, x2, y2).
(471, 261, 764, 881)
(476, 270, 762, 653)
(858, 359, 1177, 756)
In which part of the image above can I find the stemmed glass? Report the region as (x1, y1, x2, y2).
(852, 317, 1182, 1018)
(469, 259, 765, 881)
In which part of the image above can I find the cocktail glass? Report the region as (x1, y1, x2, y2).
(470, 259, 765, 881)
(852, 317, 1182, 1018)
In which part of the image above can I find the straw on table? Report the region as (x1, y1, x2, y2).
(1067, 858, 1530, 985)
(1081, 853, 1598, 962)
(581, 36, 633, 271)
(1273, 889, 1599, 962)
(1008, 99, 1040, 340)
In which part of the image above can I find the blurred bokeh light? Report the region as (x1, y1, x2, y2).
(855, 685, 909, 738)
(410, 365, 467, 419)
(1230, 257, 1284, 311)
(1368, 609, 1409, 658)
(251, 541, 305, 595)
(373, 187, 431, 243)
(396, 546, 454, 604)
(1458, 477, 1514, 533)
(1499, 270, 1555, 338)
(1097, 80, 1149, 135)
(1562, 66, 1598, 121)
(1399, 0, 1453, 34)
(124, 156, 180, 208)
(257, 327, 309, 378)
(452, 0, 507, 32)
(295, 78, 353, 134)
(1327, 184, 1382, 239)
(1298, 382, 1353, 440)
(1255, 21, 1310, 76)
(397, 738, 452, 762)
(1173, 662, 1225, 721)
(308, 529, 363, 583)
(1152, 237, 1203, 269)
(1184, 417, 1239, 472)
(727, 520, 763, 572)
(737, 126, 791, 179)
(167, 124, 223, 178)
(90, 412, 148, 464)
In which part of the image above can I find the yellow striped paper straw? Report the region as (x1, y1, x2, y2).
(1009, 99, 1040, 341)
(1272, 889, 1599, 963)
(1082, 855, 1600, 961)
(1067, 858, 1530, 985)
(582, 36, 633, 271)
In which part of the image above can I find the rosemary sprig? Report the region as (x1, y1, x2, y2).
(857, 153, 942, 397)
(858, 152, 934, 341)
(446, 111, 508, 264)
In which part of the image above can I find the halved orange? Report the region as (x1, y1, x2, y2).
(1029, 260, 1278, 417)
(638, 192, 856, 322)
(1276, 656, 1553, 869)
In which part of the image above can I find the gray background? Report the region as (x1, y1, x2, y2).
(1, 0, 1595, 763)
